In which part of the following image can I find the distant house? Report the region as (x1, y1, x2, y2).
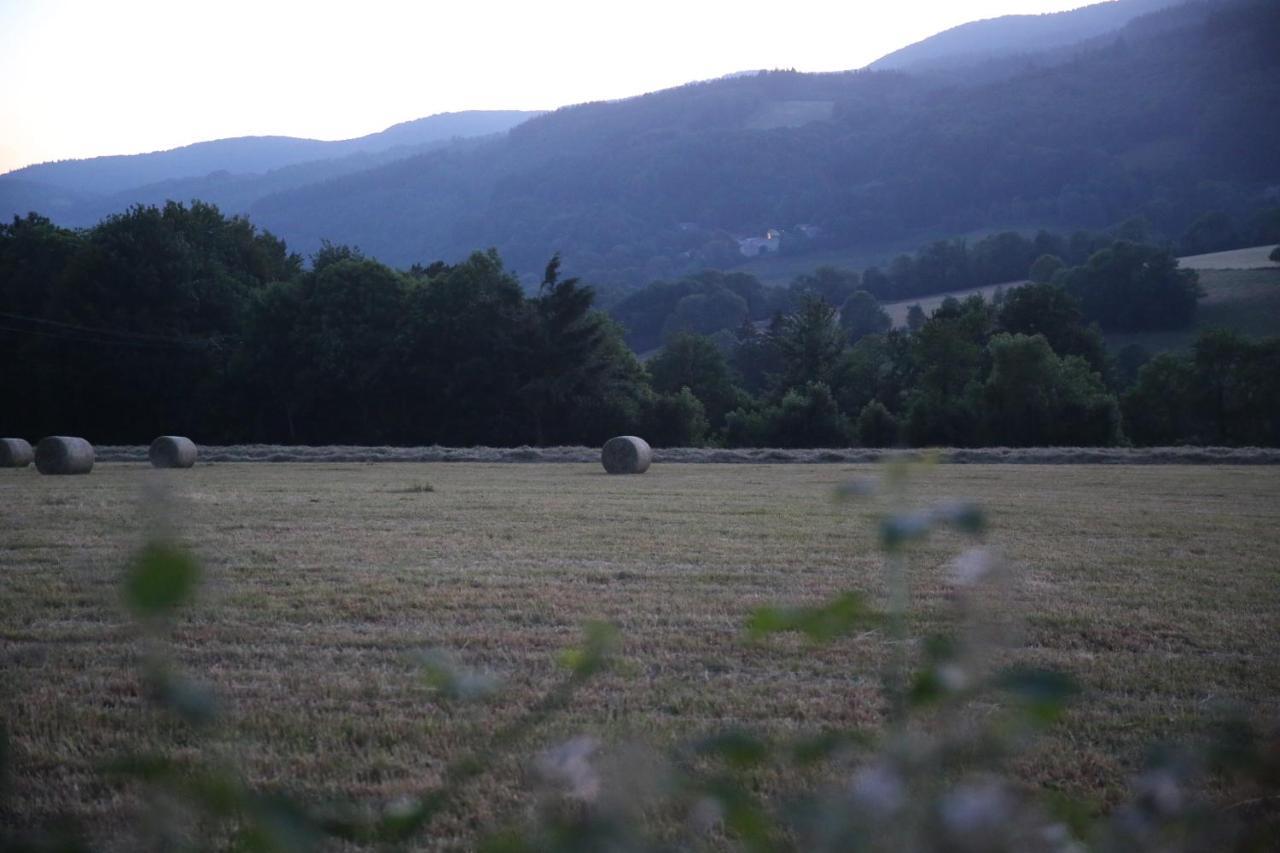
(738, 229, 782, 256)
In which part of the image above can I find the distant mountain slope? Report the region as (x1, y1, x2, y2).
(868, 0, 1183, 74)
(26, 133, 501, 229)
(0, 110, 538, 196)
(240, 0, 1277, 284)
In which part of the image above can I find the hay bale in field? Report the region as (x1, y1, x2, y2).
(34, 436, 94, 475)
(149, 435, 197, 469)
(0, 438, 34, 468)
(601, 435, 652, 474)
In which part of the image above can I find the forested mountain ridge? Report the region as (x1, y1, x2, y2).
(3, 0, 1276, 291)
(242, 0, 1279, 286)
(867, 0, 1182, 74)
(0, 110, 540, 224)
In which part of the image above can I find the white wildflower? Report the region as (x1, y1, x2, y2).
(948, 547, 995, 587)
(536, 735, 602, 802)
(849, 762, 905, 815)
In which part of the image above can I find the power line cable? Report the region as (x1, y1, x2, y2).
(0, 323, 207, 350)
(0, 311, 214, 349)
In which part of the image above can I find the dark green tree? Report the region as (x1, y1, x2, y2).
(647, 332, 744, 427)
(906, 303, 926, 332)
(789, 266, 860, 307)
(839, 290, 892, 344)
(31, 201, 296, 441)
(1179, 211, 1238, 256)
(981, 333, 1121, 446)
(772, 295, 845, 389)
(1057, 241, 1201, 331)
(1029, 254, 1065, 284)
(1122, 352, 1199, 445)
(997, 283, 1107, 374)
(660, 287, 749, 341)
(855, 400, 899, 447)
(517, 255, 631, 445)
(730, 318, 782, 395)
(644, 386, 709, 447)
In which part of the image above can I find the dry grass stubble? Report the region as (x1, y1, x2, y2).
(1, 463, 1278, 847)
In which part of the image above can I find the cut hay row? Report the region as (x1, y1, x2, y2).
(85, 444, 1280, 465)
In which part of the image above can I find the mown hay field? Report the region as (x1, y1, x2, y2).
(2, 462, 1279, 847)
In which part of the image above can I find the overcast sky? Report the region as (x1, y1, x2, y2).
(0, 0, 1090, 174)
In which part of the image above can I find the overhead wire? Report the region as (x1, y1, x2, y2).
(0, 310, 214, 349)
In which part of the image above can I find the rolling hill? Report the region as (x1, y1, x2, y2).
(868, 0, 1183, 74)
(2, 0, 1275, 291)
(0, 110, 540, 225)
(238, 0, 1278, 283)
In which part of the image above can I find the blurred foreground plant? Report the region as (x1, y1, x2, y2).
(2, 466, 1276, 851)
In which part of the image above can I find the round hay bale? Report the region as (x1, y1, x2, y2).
(0, 438, 34, 468)
(149, 435, 197, 469)
(601, 435, 652, 474)
(35, 436, 95, 475)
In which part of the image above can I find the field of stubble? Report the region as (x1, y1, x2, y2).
(2, 462, 1278, 847)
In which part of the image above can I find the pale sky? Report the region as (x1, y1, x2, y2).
(0, 0, 1090, 174)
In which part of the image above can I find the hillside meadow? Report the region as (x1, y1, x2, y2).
(879, 248, 1280, 344)
(1105, 267, 1280, 352)
(2, 461, 1278, 847)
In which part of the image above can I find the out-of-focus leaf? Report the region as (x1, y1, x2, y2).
(880, 504, 986, 551)
(1205, 716, 1263, 777)
(998, 667, 1079, 724)
(1044, 790, 1095, 844)
(103, 754, 180, 780)
(790, 730, 870, 765)
(370, 797, 434, 843)
(238, 794, 323, 853)
(147, 669, 218, 726)
(748, 592, 878, 643)
(124, 541, 200, 616)
(909, 669, 945, 708)
(697, 730, 769, 769)
(835, 478, 879, 500)
(934, 501, 987, 535)
(706, 781, 773, 852)
(558, 621, 619, 677)
(417, 650, 500, 702)
(105, 756, 245, 816)
(880, 512, 932, 551)
(923, 633, 957, 662)
(480, 831, 536, 853)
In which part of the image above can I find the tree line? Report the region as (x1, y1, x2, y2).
(608, 217, 1231, 353)
(2, 202, 1277, 447)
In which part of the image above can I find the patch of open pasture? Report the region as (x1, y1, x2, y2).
(884, 279, 1023, 325)
(1176, 244, 1280, 271)
(1, 463, 1278, 847)
(1105, 267, 1280, 353)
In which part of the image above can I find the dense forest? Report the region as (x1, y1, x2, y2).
(3, 203, 1277, 448)
(237, 0, 1280, 285)
(607, 210, 1280, 354)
